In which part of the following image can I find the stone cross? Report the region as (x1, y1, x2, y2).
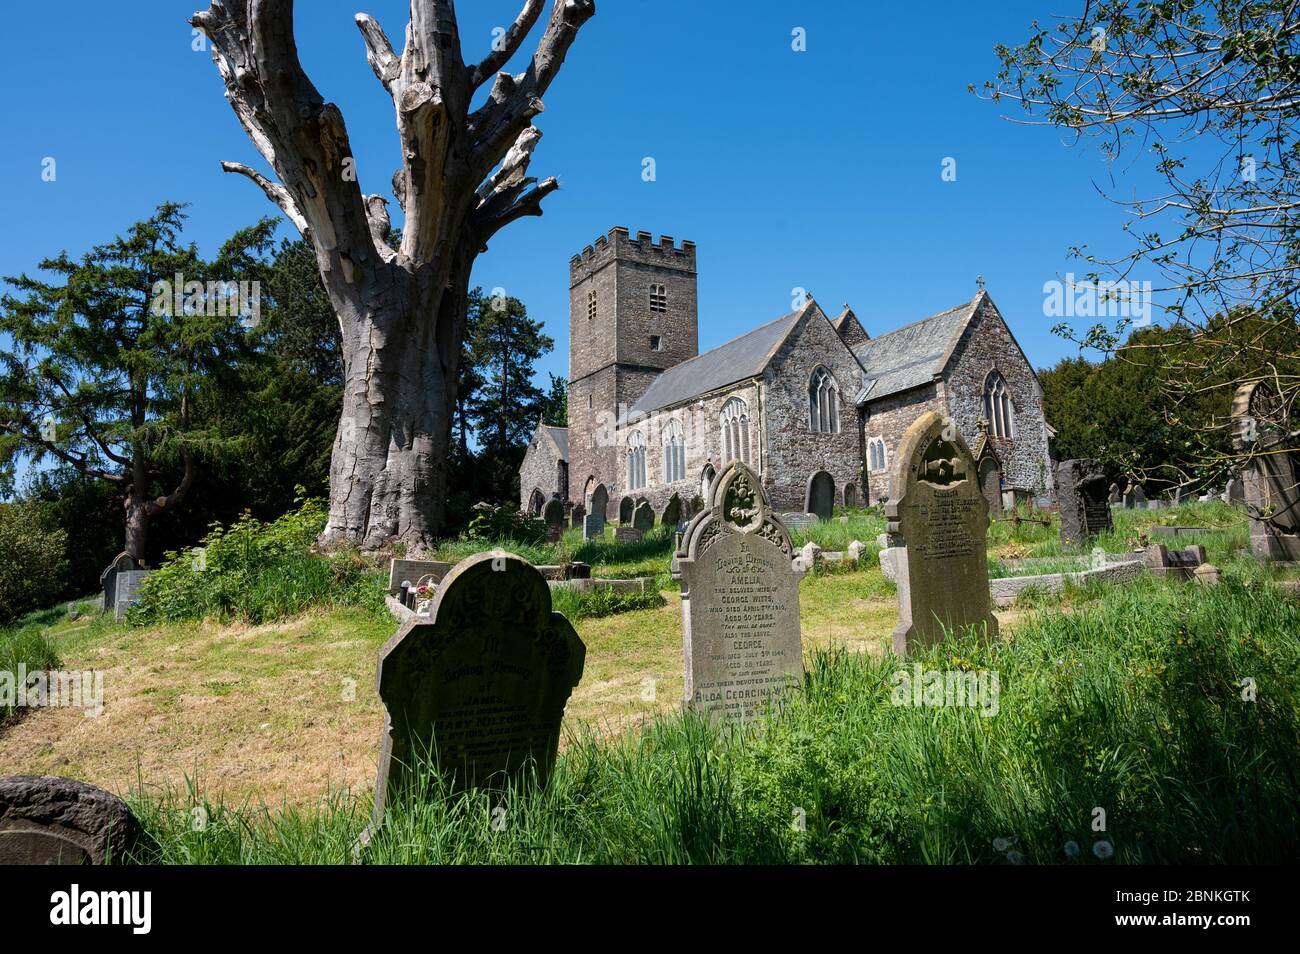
(675, 461, 802, 721)
(887, 412, 998, 654)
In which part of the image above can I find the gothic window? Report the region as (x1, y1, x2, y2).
(587, 288, 597, 321)
(720, 397, 751, 466)
(627, 430, 647, 490)
(649, 283, 667, 314)
(868, 437, 888, 473)
(662, 418, 686, 482)
(983, 371, 1016, 438)
(808, 366, 840, 433)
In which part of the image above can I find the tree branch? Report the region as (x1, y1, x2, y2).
(469, 0, 545, 89)
(220, 161, 309, 236)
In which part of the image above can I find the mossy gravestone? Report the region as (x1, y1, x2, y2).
(887, 412, 998, 655)
(1057, 458, 1112, 546)
(632, 501, 655, 533)
(371, 552, 586, 824)
(676, 461, 802, 721)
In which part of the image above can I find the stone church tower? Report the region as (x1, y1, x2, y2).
(567, 227, 698, 501)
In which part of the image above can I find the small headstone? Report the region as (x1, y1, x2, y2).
(99, 552, 137, 612)
(632, 501, 655, 534)
(847, 540, 867, 563)
(807, 472, 835, 521)
(879, 547, 899, 582)
(887, 412, 998, 654)
(799, 541, 822, 569)
(388, 559, 452, 597)
(661, 493, 682, 527)
(372, 552, 586, 823)
(618, 496, 634, 524)
(780, 512, 817, 531)
(570, 504, 586, 529)
(582, 512, 606, 541)
(1193, 563, 1220, 586)
(542, 497, 565, 527)
(1225, 477, 1245, 506)
(0, 775, 141, 864)
(1108, 483, 1121, 504)
(615, 527, 643, 544)
(676, 461, 802, 721)
(1057, 459, 1113, 547)
(545, 522, 563, 543)
(114, 570, 152, 621)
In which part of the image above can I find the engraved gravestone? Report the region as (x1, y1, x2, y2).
(582, 512, 605, 541)
(99, 553, 137, 612)
(675, 461, 802, 721)
(615, 527, 642, 544)
(1232, 380, 1300, 560)
(542, 497, 565, 528)
(387, 559, 452, 596)
(632, 501, 655, 534)
(887, 412, 998, 655)
(0, 776, 141, 865)
(570, 504, 585, 529)
(114, 571, 152, 621)
(1057, 459, 1113, 546)
(371, 552, 585, 824)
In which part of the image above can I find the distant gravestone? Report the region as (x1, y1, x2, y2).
(569, 504, 586, 529)
(847, 540, 867, 563)
(99, 553, 137, 612)
(0, 775, 141, 865)
(661, 493, 682, 527)
(807, 472, 834, 521)
(780, 512, 817, 531)
(632, 501, 655, 534)
(1108, 483, 1122, 504)
(618, 496, 634, 524)
(1225, 477, 1245, 506)
(542, 497, 564, 527)
(887, 412, 998, 655)
(113, 571, 152, 621)
(676, 461, 802, 721)
(387, 559, 452, 596)
(371, 552, 586, 824)
(1233, 381, 1300, 560)
(1057, 459, 1113, 547)
(615, 527, 642, 544)
(1129, 485, 1147, 507)
(582, 512, 605, 541)
(589, 484, 609, 520)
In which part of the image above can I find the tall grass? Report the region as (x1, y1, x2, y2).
(129, 572, 1300, 864)
(0, 606, 62, 724)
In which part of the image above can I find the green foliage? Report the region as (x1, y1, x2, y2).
(549, 585, 663, 621)
(0, 501, 68, 622)
(0, 609, 61, 723)
(128, 494, 385, 626)
(464, 503, 547, 546)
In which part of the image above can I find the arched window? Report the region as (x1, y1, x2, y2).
(808, 367, 840, 433)
(627, 430, 647, 490)
(983, 371, 1016, 438)
(720, 398, 751, 465)
(867, 437, 888, 473)
(662, 419, 686, 482)
(649, 283, 667, 314)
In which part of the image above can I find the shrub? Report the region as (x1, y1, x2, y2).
(0, 501, 68, 623)
(0, 616, 61, 724)
(465, 503, 546, 546)
(128, 494, 385, 626)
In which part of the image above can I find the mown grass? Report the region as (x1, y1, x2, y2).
(125, 569, 1300, 864)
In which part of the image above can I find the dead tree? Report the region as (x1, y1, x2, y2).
(191, 0, 595, 549)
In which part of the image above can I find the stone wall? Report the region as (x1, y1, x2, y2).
(518, 429, 565, 512)
(942, 297, 1052, 493)
(862, 383, 947, 502)
(761, 306, 865, 513)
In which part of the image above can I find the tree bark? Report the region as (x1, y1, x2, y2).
(193, 0, 593, 552)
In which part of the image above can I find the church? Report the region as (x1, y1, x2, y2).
(519, 226, 1053, 522)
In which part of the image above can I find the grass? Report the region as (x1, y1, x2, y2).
(119, 570, 1300, 864)
(0, 605, 63, 724)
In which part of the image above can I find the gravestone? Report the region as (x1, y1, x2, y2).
(973, 420, 1004, 518)
(1057, 459, 1113, 547)
(387, 559, 452, 596)
(618, 496, 634, 524)
(371, 552, 586, 824)
(675, 461, 802, 721)
(589, 484, 609, 521)
(542, 497, 565, 528)
(1144, 543, 1207, 580)
(1108, 483, 1121, 504)
(570, 504, 585, 529)
(1225, 477, 1245, 506)
(582, 512, 605, 541)
(1232, 381, 1300, 560)
(661, 493, 682, 527)
(797, 540, 823, 571)
(0, 776, 141, 865)
(887, 412, 998, 655)
(615, 527, 643, 544)
(780, 512, 817, 531)
(632, 501, 655, 534)
(1127, 485, 1147, 508)
(807, 472, 834, 521)
(847, 540, 867, 563)
(99, 553, 137, 613)
(113, 570, 152, 621)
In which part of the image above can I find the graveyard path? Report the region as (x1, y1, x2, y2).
(0, 567, 1030, 805)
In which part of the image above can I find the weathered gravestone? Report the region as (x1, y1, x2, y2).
(615, 527, 643, 544)
(99, 553, 137, 613)
(807, 472, 835, 521)
(780, 512, 817, 531)
(542, 497, 565, 528)
(387, 559, 452, 597)
(371, 552, 586, 824)
(582, 512, 605, 541)
(0, 775, 141, 864)
(675, 461, 802, 721)
(114, 571, 152, 621)
(1108, 483, 1122, 505)
(973, 419, 1004, 517)
(887, 412, 998, 655)
(632, 501, 655, 534)
(569, 504, 586, 529)
(1124, 484, 1147, 508)
(1225, 476, 1245, 506)
(589, 484, 609, 521)
(1057, 459, 1113, 547)
(661, 493, 682, 527)
(618, 496, 634, 524)
(1232, 380, 1300, 560)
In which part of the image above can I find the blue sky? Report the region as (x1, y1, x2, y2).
(0, 0, 1164, 388)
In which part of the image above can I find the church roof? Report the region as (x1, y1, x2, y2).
(534, 423, 568, 460)
(627, 307, 804, 416)
(851, 294, 981, 402)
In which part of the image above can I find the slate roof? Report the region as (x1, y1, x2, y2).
(627, 308, 802, 416)
(851, 296, 980, 402)
(539, 424, 568, 460)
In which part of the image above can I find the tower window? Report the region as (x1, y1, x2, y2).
(650, 335, 662, 351)
(649, 283, 667, 313)
(587, 289, 597, 321)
